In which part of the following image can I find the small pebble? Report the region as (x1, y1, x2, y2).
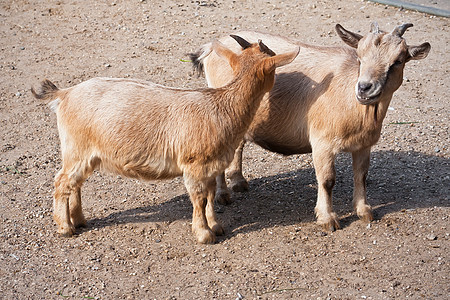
(10, 254, 20, 260)
(20, 46, 25, 50)
(15, 92, 22, 97)
(105, 63, 111, 68)
(426, 234, 437, 241)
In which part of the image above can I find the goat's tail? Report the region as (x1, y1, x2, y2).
(31, 79, 59, 101)
(188, 42, 213, 77)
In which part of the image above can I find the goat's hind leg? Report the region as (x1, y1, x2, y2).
(53, 157, 96, 237)
(352, 147, 373, 223)
(69, 187, 86, 228)
(53, 169, 76, 237)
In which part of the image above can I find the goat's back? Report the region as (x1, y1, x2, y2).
(54, 78, 224, 179)
(201, 31, 360, 154)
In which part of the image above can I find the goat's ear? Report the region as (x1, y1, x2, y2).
(259, 47, 299, 79)
(265, 46, 300, 71)
(335, 24, 363, 48)
(212, 40, 239, 67)
(406, 42, 431, 62)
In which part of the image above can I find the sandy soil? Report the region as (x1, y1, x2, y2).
(0, 0, 448, 299)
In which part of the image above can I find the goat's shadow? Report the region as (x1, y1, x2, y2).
(88, 150, 449, 239)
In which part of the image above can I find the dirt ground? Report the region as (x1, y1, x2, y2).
(0, 0, 448, 299)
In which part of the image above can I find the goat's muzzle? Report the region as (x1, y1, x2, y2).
(355, 80, 382, 105)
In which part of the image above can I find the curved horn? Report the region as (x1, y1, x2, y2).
(392, 23, 413, 37)
(230, 35, 252, 49)
(258, 39, 276, 56)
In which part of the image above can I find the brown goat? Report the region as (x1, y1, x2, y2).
(31, 37, 299, 244)
(190, 23, 430, 231)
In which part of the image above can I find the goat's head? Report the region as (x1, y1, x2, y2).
(212, 35, 300, 91)
(336, 22, 431, 105)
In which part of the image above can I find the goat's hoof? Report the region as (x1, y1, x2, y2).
(57, 224, 76, 237)
(215, 189, 233, 205)
(357, 205, 374, 223)
(317, 213, 341, 232)
(195, 228, 216, 244)
(71, 216, 87, 228)
(210, 223, 224, 236)
(230, 180, 249, 192)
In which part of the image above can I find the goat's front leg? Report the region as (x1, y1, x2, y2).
(206, 179, 224, 236)
(215, 172, 232, 205)
(226, 140, 249, 192)
(312, 148, 340, 231)
(214, 140, 247, 205)
(352, 147, 373, 223)
(184, 174, 215, 244)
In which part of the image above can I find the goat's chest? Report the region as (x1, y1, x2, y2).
(334, 126, 382, 152)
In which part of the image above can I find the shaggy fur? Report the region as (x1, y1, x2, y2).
(192, 23, 430, 230)
(32, 37, 299, 244)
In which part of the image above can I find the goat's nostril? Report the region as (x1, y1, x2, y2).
(358, 82, 373, 93)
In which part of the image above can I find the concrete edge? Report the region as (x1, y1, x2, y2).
(368, 0, 450, 18)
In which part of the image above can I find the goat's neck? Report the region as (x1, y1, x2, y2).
(218, 73, 268, 128)
(361, 94, 393, 130)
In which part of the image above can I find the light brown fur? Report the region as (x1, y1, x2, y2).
(32, 38, 299, 243)
(192, 23, 430, 230)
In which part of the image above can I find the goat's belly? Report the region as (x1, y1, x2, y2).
(101, 157, 183, 181)
(250, 136, 312, 155)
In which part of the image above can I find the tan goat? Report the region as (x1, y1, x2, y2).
(190, 23, 430, 231)
(31, 36, 300, 244)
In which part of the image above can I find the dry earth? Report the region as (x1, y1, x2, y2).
(0, 0, 449, 299)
